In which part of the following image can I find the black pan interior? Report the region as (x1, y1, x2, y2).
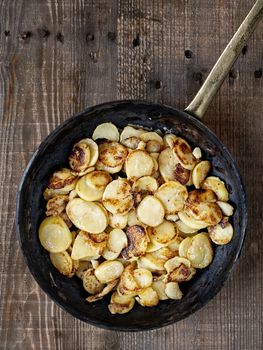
(16, 100, 247, 331)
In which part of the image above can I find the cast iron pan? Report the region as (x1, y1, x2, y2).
(16, 1, 263, 331)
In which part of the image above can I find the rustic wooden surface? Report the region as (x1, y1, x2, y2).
(0, 0, 262, 349)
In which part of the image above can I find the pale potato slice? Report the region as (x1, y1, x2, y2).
(102, 179, 134, 215)
(126, 150, 154, 179)
(133, 176, 158, 194)
(71, 231, 107, 260)
(165, 214, 179, 222)
(172, 137, 196, 170)
(50, 251, 73, 277)
(165, 282, 183, 300)
(208, 222, 234, 245)
(92, 122, 119, 142)
(99, 141, 127, 167)
(150, 152, 160, 160)
(81, 138, 99, 166)
(167, 236, 183, 252)
(109, 292, 135, 314)
(85, 170, 112, 190)
(91, 259, 99, 269)
(151, 247, 175, 262)
(127, 209, 143, 226)
(86, 279, 119, 302)
(178, 237, 192, 257)
(146, 240, 164, 253)
(135, 287, 159, 307)
(187, 233, 213, 268)
(178, 211, 209, 230)
(82, 269, 104, 295)
(68, 189, 78, 201)
(95, 160, 122, 174)
(150, 220, 177, 245)
(151, 156, 159, 173)
(137, 196, 165, 227)
(39, 216, 72, 253)
(133, 268, 153, 288)
(155, 181, 188, 215)
(120, 126, 145, 143)
(164, 256, 191, 273)
(137, 253, 165, 272)
(163, 134, 177, 148)
(66, 198, 108, 233)
(146, 140, 162, 153)
(107, 229, 128, 253)
(76, 261, 92, 279)
(216, 201, 234, 216)
(192, 147, 202, 159)
(202, 176, 229, 202)
(108, 212, 128, 229)
(102, 248, 120, 261)
(75, 175, 104, 201)
(69, 141, 91, 172)
(122, 225, 149, 259)
(70, 166, 96, 177)
(192, 160, 211, 189)
(175, 220, 198, 234)
(152, 279, 168, 300)
(94, 260, 124, 284)
(121, 137, 141, 149)
(140, 131, 163, 144)
(137, 140, 146, 150)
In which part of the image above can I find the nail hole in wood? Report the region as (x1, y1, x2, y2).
(86, 32, 94, 42)
(4, 30, 10, 37)
(229, 69, 238, 85)
(89, 51, 98, 63)
(56, 32, 64, 43)
(155, 81, 162, 89)
(107, 31, 116, 41)
(37, 28, 50, 38)
(133, 33, 140, 47)
(20, 31, 32, 41)
(242, 45, 248, 55)
(254, 69, 262, 79)
(185, 50, 192, 59)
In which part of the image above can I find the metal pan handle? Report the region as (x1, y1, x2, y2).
(185, 0, 263, 119)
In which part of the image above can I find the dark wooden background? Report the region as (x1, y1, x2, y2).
(0, 0, 262, 349)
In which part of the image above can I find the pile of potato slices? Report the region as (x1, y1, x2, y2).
(39, 122, 234, 314)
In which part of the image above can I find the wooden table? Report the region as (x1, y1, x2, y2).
(1, 1, 262, 349)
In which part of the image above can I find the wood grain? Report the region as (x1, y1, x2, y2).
(0, 0, 262, 349)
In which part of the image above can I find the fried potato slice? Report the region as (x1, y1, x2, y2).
(187, 233, 213, 268)
(155, 181, 188, 215)
(125, 150, 154, 179)
(151, 247, 175, 262)
(150, 220, 177, 245)
(140, 131, 163, 144)
(94, 260, 124, 284)
(109, 292, 135, 314)
(121, 137, 141, 149)
(178, 211, 209, 230)
(108, 212, 128, 229)
(76, 261, 92, 279)
(39, 216, 72, 253)
(165, 282, 183, 300)
(99, 141, 128, 167)
(86, 279, 119, 302)
(75, 175, 104, 201)
(127, 209, 143, 226)
(133, 268, 153, 288)
(137, 253, 165, 273)
(102, 248, 120, 261)
(92, 122, 119, 142)
(146, 240, 165, 253)
(69, 141, 91, 172)
(175, 220, 198, 234)
(172, 137, 196, 170)
(208, 221, 234, 245)
(102, 179, 134, 215)
(167, 236, 183, 252)
(117, 263, 140, 297)
(216, 201, 234, 216)
(71, 231, 107, 260)
(95, 159, 123, 174)
(47, 168, 77, 192)
(135, 287, 159, 307)
(82, 268, 104, 294)
(46, 195, 69, 216)
(122, 225, 149, 259)
(152, 279, 168, 300)
(133, 176, 158, 195)
(192, 160, 211, 189)
(120, 126, 145, 142)
(164, 256, 196, 283)
(202, 176, 229, 202)
(163, 134, 177, 148)
(107, 228, 128, 253)
(137, 195, 165, 227)
(178, 237, 192, 258)
(50, 251, 73, 277)
(66, 198, 108, 233)
(85, 170, 112, 190)
(165, 214, 179, 222)
(146, 140, 162, 153)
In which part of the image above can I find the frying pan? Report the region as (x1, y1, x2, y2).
(16, 1, 263, 331)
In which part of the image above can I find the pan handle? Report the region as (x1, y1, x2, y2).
(185, 0, 263, 119)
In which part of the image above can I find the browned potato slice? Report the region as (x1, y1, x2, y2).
(66, 198, 108, 233)
(94, 260, 124, 284)
(202, 176, 229, 202)
(151, 247, 175, 262)
(163, 134, 177, 148)
(121, 137, 141, 149)
(50, 251, 73, 277)
(99, 141, 128, 167)
(76, 261, 92, 279)
(117, 263, 141, 297)
(187, 233, 213, 268)
(39, 216, 72, 253)
(208, 221, 234, 245)
(178, 211, 209, 229)
(172, 137, 196, 170)
(175, 220, 198, 234)
(95, 159, 122, 174)
(69, 141, 91, 172)
(159, 148, 190, 184)
(133, 176, 158, 194)
(108, 212, 128, 229)
(82, 268, 104, 294)
(165, 282, 183, 300)
(192, 160, 211, 189)
(92, 122, 119, 142)
(46, 195, 69, 216)
(146, 240, 164, 253)
(120, 126, 145, 142)
(85, 170, 112, 190)
(125, 150, 154, 179)
(164, 256, 196, 282)
(108, 292, 135, 314)
(137, 195, 165, 227)
(47, 168, 77, 192)
(75, 175, 104, 202)
(150, 220, 177, 245)
(133, 268, 153, 288)
(155, 181, 188, 215)
(102, 179, 134, 215)
(122, 225, 149, 259)
(135, 287, 159, 307)
(137, 253, 165, 272)
(216, 201, 234, 216)
(86, 279, 119, 302)
(71, 231, 107, 260)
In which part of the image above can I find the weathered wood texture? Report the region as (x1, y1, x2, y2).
(0, 0, 262, 349)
